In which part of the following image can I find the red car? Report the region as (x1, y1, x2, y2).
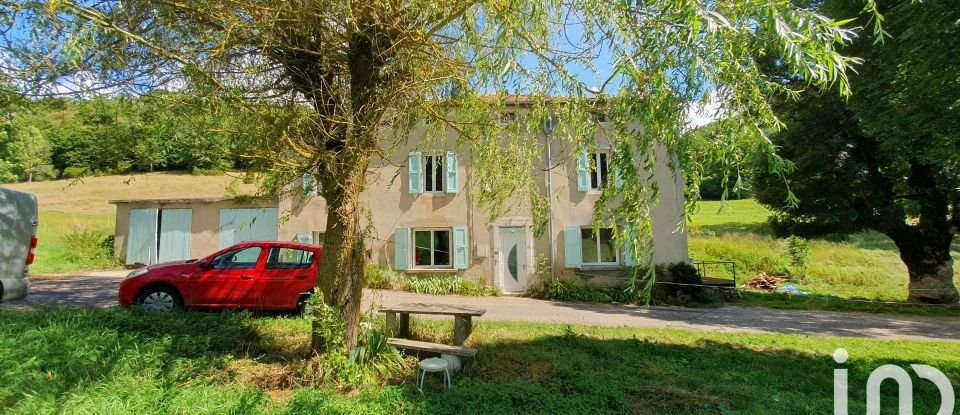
(119, 241, 322, 313)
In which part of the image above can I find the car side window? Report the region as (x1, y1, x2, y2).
(211, 247, 262, 270)
(265, 247, 314, 269)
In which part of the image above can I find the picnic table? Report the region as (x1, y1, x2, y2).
(380, 303, 486, 357)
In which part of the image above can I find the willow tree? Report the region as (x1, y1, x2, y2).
(1, 0, 877, 350)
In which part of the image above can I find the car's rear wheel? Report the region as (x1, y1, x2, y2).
(137, 286, 182, 312)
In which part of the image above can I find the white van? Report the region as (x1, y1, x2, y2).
(0, 187, 38, 302)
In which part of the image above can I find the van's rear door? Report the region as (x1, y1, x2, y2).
(0, 187, 37, 302)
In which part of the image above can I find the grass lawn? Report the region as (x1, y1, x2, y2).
(688, 199, 960, 310)
(1, 308, 956, 414)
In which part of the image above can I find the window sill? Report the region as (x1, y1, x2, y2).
(576, 264, 624, 271)
(416, 192, 454, 197)
(405, 268, 459, 274)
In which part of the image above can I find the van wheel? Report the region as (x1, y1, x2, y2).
(137, 286, 182, 312)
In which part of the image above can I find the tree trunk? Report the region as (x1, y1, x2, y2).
(311, 163, 369, 353)
(894, 234, 959, 304)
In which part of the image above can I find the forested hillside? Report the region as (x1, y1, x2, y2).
(0, 85, 263, 182)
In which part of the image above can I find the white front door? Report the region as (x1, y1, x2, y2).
(498, 227, 529, 293)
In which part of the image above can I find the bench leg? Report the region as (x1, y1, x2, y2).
(453, 316, 472, 346)
(399, 313, 410, 338)
(385, 312, 397, 336)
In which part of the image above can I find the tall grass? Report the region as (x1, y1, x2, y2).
(31, 211, 119, 274)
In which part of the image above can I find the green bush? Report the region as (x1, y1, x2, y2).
(61, 166, 89, 179)
(364, 266, 499, 296)
(62, 230, 115, 264)
(785, 235, 811, 276)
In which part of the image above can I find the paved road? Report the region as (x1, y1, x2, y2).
(5, 272, 960, 342)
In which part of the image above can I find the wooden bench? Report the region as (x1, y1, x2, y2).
(381, 303, 486, 346)
(386, 338, 478, 357)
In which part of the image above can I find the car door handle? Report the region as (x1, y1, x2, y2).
(240, 275, 254, 280)
(295, 275, 308, 279)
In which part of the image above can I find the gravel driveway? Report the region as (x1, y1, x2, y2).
(5, 272, 959, 342)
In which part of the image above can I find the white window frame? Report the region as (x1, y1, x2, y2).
(589, 152, 610, 191)
(422, 153, 445, 193)
(580, 226, 620, 266)
(412, 227, 453, 269)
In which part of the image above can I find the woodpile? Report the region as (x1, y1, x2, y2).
(743, 272, 783, 290)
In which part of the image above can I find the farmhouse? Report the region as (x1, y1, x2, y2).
(110, 103, 688, 293)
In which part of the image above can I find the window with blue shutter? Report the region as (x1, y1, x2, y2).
(563, 226, 582, 268)
(445, 150, 458, 194)
(576, 151, 590, 192)
(394, 228, 410, 270)
(408, 152, 422, 194)
(453, 226, 468, 269)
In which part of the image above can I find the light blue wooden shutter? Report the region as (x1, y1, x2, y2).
(408, 151, 422, 194)
(445, 151, 458, 194)
(576, 151, 590, 192)
(563, 226, 582, 268)
(302, 173, 317, 196)
(158, 209, 192, 263)
(394, 228, 410, 270)
(127, 208, 158, 265)
(623, 231, 635, 267)
(453, 226, 468, 269)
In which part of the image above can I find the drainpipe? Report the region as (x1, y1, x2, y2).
(542, 116, 557, 279)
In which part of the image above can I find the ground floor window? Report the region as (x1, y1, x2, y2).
(413, 228, 451, 267)
(581, 227, 618, 265)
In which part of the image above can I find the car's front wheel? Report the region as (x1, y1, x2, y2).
(137, 286, 182, 312)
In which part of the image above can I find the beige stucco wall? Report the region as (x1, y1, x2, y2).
(277, 119, 688, 292)
(113, 199, 278, 263)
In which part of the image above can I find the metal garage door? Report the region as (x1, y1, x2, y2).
(218, 208, 279, 249)
(157, 209, 192, 263)
(127, 208, 158, 265)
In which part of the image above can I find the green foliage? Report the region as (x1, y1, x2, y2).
(348, 330, 407, 379)
(785, 235, 811, 276)
(56, 229, 117, 270)
(681, 118, 761, 201)
(61, 166, 89, 179)
(365, 266, 500, 297)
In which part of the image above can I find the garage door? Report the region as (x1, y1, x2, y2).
(126, 208, 158, 265)
(218, 208, 279, 249)
(157, 209, 192, 263)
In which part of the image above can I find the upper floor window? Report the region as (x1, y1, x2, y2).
(408, 151, 458, 195)
(423, 154, 445, 193)
(589, 152, 609, 190)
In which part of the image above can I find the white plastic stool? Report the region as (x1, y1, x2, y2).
(417, 357, 451, 391)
